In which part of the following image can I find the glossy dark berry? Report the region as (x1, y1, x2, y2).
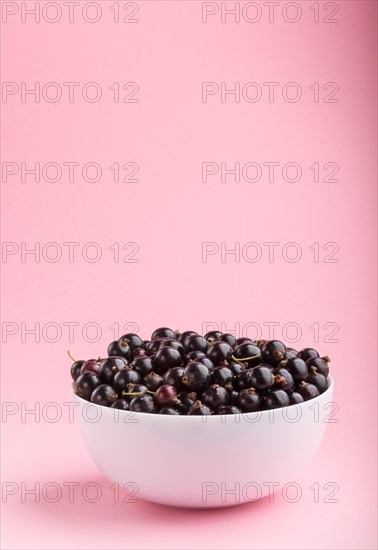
(249, 366, 275, 390)
(176, 391, 197, 413)
(273, 368, 294, 391)
(233, 343, 261, 367)
(143, 371, 164, 391)
(218, 333, 237, 348)
(227, 361, 245, 375)
(111, 399, 129, 410)
(133, 347, 147, 358)
(306, 372, 328, 393)
(99, 357, 128, 384)
(182, 362, 210, 391)
(91, 384, 118, 406)
(233, 369, 256, 391)
(119, 333, 143, 351)
(151, 327, 175, 341)
(113, 368, 141, 392)
(261, 340, 287, 366)
(264, 389, 290, 409)
(129, 394, 155, 413)
(201, 384, 230, 409)
(289, 392, 304, 405)
(297, 348, 319, 361)
(217, 405, 242, 415)
(71, 360, 85, 381)
(178, 330, 198, 344)
(196, 356, 215, 371)
(107, 340, 132, 360)
(236, 337, 253, 345)
(184, 334, 208, 353)
(236, 388, 261, 412)
(296, 381, 320, 400)
(155, 347, 182, 373)
(185, 350, 206, 363)
(80, 358, 102, 374)
(207, 341, 233, 365)
(163, 367, 185, 389)
(155, 384, 179, 406)
(210, 366, 234, 389)
(204, 330, 222, 344)
(188, 400, 212, 415)
(281, 357, 308, 382)
(131, 356, 154, 377)
(160, 338, 184, 354)
(74, 372, 101, 400)
(159, 407, 180, 415)
(306, 356, 330, 377)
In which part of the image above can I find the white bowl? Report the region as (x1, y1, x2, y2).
(72, 376, 334, 508)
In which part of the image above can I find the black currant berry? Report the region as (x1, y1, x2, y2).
(233, 369, 256, 391)
(71, 360, 85, 381)
(155, 384, 179, 406)
(264, 389, 290, 409)
(151, 327, 175, 341)
(306, 372, 328, 393)
(119, 333, 143, 351)
(232, 343, 261, 367)
(204, 330, 222, 344)
(113, 368, 141, 392)
(154, 347, 182, 374)
(99, 357, 128, 384)
(111, 399, 130, 410)
(207, 341, 233, 365)
(210, 366, 234, 389)
(261, 340, 287, 366)
(249, 366, 275, 390)
(273, 368, 294, 391)
(74, 372, 101, 401)
(188, 400, 212, 415)
(289, 392, 304, 405)
(163, 367, 185, 389)
(236, 388, 261, 412)
(306, 356, 330, 377)
(218, 333, 237, 348)
(80, 358, 102, 374)
(184, 334, 208, 353)
(133, 347, 147, 358)
(227, 361, 245, 375)
(185, 350, 206, 363)
(252, 339, 268, 349)
(296, 381, 320, 400)
(131, 356, 154, 377)
(297, 348, 319, 361)
(178, 331, 198, 344)
(129, 394, 155, 413)
(236, 337, 253, 345)
(201, 384, 230, 409)
(182, 362, 210, 391)
(143, 371, 164, 391)
(107, 340, 132, 360)
(91, 384, 118, 407)
(280, 357, 308, 382)
(176, 391, 197, 413)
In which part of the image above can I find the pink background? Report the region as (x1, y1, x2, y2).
(1, 1, 377, 548)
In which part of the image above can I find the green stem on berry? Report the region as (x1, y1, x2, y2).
(231, 354, 261, 363)
(67, 350, 76, 362)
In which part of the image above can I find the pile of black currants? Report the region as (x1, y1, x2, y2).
(70, 328, 331, 415)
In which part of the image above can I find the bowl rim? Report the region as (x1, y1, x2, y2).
(71, 375, 334, 421)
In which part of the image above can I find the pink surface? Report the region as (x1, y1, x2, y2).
(0, 1, 377, 548)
